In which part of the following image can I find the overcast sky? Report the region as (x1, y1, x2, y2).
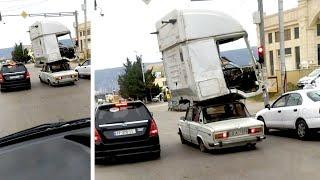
(93, 0, 298, 70)
(0, 0, 93, 49)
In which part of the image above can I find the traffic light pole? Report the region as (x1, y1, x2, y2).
(257, 0, 269, 107)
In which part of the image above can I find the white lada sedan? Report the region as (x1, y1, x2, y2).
(178, 97, 265, 152)
(256, 89, 320, 140)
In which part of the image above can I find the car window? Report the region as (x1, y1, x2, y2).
(49, 62, 70, 72)
(272, 95, 288, 108)
(307, 90, 320, 102)
(82, 60, 90, 66)
(192, 107, 200, 123)
(96, 103, 151, 124)
(286, 93, 302, 106)
(186, 108, 193, 121)
(202, 102, 249, 123)
(1, 64, 26, 73)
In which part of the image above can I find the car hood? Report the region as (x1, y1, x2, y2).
(299, 76, 315, 83)
(204, 117, 263, 132)
(255, 108, 269, 118)
(52, 70, 77, 77)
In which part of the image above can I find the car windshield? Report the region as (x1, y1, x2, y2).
(49, 62, 71, 72)
(203, 102, 249, 123)
(96, 103, 151, 124)
(1, 64, 26, 73)
(308, 69, 320, 77)
(307, 90, 320, 102)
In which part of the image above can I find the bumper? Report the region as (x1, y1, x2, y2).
(52, 78, 78, 85)
(95, 137, 160, 160)
(0, 79, 31, 90)
(207, 135, 266, 149)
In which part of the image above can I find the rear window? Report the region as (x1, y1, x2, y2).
(49, 62, 70, 72)
(1, 64, 26, 73)
(96, 103, 151, 124)
(203, 103, 249, 123)
(307, 90, 320, 102)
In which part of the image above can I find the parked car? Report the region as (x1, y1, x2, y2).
(297, 68, 320, 88)
(256, 89, 320, 139)
(95, 101, 161, 161)
(0, 62, 31, 92)
(75, 59, 91, 78)
(39, 59, 78, 86)
(178, 94, 265, 152)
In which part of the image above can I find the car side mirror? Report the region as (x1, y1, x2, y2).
(265, 104, 271, 110)
(180, 116, 185, 121)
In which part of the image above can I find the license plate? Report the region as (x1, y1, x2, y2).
(114, 129, 136, 136)
(10, 75, 22, 79)
(230, 128, 247, 137)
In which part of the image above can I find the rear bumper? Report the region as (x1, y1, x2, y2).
(95, 137, 160, 160)
(0, 79, 31, 90)
(207, 135, 266, 149)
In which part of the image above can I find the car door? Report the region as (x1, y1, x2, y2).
(266, 94, 289, 128)
(188, 107, 200, 144)
(180, 107, 192, 141)
(281, 93, 302, 129)
(80, 60, 90, 75)
(84, 60, 91, 75)
(40, 65, 47, 81)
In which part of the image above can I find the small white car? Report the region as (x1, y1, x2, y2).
(75, 59, 91, 78)
(297, 68, 320, 88)
(178, 96, 265, 152)
(39, 60, 78, 86)
(256, 89, 320, 139)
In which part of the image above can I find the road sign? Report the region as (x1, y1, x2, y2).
(21, 11, 28, 18)
(142, 0, 151, 5)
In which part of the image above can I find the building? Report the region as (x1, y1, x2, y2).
(258, 0, 320, 79)
(78, 21, 91, 59)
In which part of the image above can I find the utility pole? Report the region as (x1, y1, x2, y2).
(74, 10, 80, 64)
(83, 0, 89, 60)
(278, 0, 286, 93)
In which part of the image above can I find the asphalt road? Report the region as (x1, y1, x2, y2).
(0, 63, 90, 137)
(95, 102, 320, 180)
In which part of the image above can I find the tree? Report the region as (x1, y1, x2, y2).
(11, 43, 31, 63)
(118, 55, 161, 101)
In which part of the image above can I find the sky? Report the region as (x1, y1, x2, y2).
(93, 0, 298, 70)
(0, 0, 94, 49)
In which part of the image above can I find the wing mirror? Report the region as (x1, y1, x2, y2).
(265, 104, 271, 110)
(180, 116, 185, 121)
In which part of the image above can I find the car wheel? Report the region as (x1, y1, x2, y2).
(257, 116, 269, 134)
(296, 120, 310, 140)
(48, 80, 52, 86)
(198, 138, 208, 153)
(179, 130, 186, 144)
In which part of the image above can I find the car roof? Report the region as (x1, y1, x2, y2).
(97, 100, 144, 109)
(283, 88, 320, 95)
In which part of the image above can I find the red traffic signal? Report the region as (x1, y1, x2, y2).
(258, 46, 264, 64)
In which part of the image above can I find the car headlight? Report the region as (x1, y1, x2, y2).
(55, 76, 62, 80)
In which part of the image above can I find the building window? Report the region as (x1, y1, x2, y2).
(269, 51, 274, 76)
(79, 31, 82, 36)
(275, 31, 279, 42)
(317, 24, 320, 36)
(87, 29, 91, 35)
(295, 46, 300, 69)
(277, 48, 292, 56)
(284, 29, 291, 41)
(294, 27, 299, 39)
(318, 44, 320, 65)
(268, 33, 272, 44)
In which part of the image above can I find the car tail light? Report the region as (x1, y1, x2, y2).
(214, 131, 228, 140)
(149, 119, 158, 137)
(25, 72, 30, 79)
(0, 73, 4, 83)
(248, 127, 263, 134)
(95, 128, 102, 144)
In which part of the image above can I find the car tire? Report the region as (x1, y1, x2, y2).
(179, 130, 186, 144)
(48, 80, 53, 86)
(246, 143, 256, 150)
(257, 116, 269, 134)
(296, 119, 310, 140)
(198, 138, 208, 153)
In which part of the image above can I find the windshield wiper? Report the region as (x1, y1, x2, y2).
(0, 118, 90, 147)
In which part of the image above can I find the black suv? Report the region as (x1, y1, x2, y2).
(0, 63, 31, 92)
(95, 101, 160, 161)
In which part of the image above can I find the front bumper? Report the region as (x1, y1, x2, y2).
(52, 78, 78, 85)
(207, 135, 266, 149)
(95, 137, 160, 160)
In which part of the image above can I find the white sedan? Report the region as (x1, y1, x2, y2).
(178, 99, 265, 152)
(39, 60, 78, 86)
(74, 59, 91, 78)
(256, 89, 320, 139)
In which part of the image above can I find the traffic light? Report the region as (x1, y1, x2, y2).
(258, 46, 264, 64)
